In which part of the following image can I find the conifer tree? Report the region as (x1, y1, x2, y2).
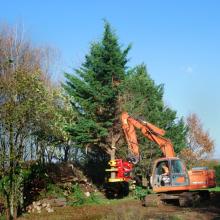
(64, 23, 187, 179)
(120, 64, 187, 171)
(64, 22, 130, 154)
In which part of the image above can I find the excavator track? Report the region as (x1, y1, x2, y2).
(142, 190, 210, 207)
(142, 194, 162, 207)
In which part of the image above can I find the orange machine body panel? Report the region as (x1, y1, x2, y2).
(153, 185, 190, 193)
(188, 168, 216, 190)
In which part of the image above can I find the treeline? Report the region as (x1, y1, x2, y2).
(0, 23, 77, 219)
(0, 22, 215, 219)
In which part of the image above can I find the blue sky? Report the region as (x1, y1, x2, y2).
(1, 0, 220, 158)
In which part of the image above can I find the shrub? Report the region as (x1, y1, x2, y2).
(214, 164, 220, 186)
(133, 186, 149, 200)
(68, 184, 102, 206)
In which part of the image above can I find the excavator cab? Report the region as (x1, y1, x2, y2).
(151, 157, 190, 192)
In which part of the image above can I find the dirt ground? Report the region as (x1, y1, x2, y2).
(19, 192, 220, 220)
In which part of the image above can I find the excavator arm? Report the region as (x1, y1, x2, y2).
(106, 112, 175, 182)
(121, 112, 175, 163)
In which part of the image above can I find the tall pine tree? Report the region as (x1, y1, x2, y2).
(64, 22, 187, 179)
(64, 22, 130, 155)
(120, 64, 187, 173)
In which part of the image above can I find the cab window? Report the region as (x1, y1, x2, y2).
(171, 160, 184, 174)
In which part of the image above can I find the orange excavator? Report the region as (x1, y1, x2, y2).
(106, 112, 216, 206)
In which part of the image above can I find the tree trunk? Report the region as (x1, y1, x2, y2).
(9, 123, 15, 220)
(110, 134, 120, 179)
(64, 145, 70, 162)
(110, 148, 116, 179)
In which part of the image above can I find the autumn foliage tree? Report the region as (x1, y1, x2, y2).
(180, 113, 214, 167)
(0, 23, 68, 220)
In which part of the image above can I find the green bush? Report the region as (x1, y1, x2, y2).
(23, 162, 50, 205)
(68, 184, 102, 206)
(214, 164, 220, 186)
(69, 184, 86, 206)
(44, 183, 64, 197)
(133, 186, 149, 200)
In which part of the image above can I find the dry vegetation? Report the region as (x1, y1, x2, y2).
(18, 192, 220, 220)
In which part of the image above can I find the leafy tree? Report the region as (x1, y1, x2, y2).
(64, 22, 130, 155)
(180, 113, 214, 167)
(120, 65, 187, 173)
(0, 68, 49, 219)
(35, 87, 76, 163)
(0, 23, 60, 219)
(214, 163, 220, 186)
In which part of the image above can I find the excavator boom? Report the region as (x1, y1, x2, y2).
(121, 112, 175, 161)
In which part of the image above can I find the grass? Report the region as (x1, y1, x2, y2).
(169, 216, 183, 220)
(209, 186, 220, 192)
(42, 183, 64, 198)
(39, 182, 135, 207)
(18, 197, 138, 220)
